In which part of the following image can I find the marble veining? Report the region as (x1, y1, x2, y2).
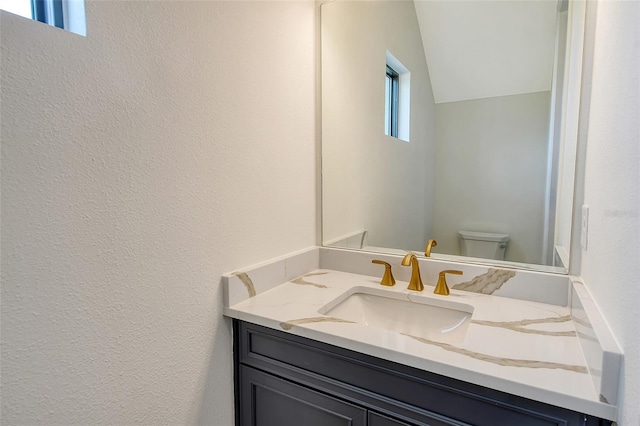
(234, 272, 256, 297)
(224, 262, 620, 421)
(452, 268, 516, 294)
(292, 272, 329, 288)
(280, 316, 354, 330)
(471, 315, 576, 337)
(403, 334, 588, 373)
(304, 272, 330, 278)
(279, 314, 584, 373)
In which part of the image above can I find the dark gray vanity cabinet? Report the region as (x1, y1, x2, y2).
(240, 366, 367, 426)
(233, 320, 611, 426)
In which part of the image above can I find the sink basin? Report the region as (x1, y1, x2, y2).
(319, 287, 474, 345)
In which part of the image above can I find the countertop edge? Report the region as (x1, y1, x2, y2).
(224, 307, 617, 421)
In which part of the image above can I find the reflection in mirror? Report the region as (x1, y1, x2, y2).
(321, 0, 582, 273)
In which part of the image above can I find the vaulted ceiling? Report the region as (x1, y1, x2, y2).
(413, 0, 559, 104)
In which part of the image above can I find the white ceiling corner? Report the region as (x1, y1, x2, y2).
(413, 0, 559, 104)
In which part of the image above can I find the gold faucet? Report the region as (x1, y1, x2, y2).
(372, 260, 395, 286)
(425, 239, 437, 257)
(401, 253, 424, 291)
(434, 270, 463, 295)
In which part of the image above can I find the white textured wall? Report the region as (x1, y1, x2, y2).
(0, 2, 316, 424)
(322, 0, 436, 252)
(579, 1, 640, 424)
(432, 92, 550, 264)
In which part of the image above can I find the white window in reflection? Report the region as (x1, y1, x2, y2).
(385, 50, 411, 142)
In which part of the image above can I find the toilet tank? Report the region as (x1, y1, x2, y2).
(458, 230, 510, 260)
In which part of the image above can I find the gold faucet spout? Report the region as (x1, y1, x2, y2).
(401, 253, 424, 291)
(425, 239, 437, 257)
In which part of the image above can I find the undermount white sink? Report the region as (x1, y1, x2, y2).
(319, 286, 474, 345)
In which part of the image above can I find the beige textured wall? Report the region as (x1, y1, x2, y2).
(432, 92, 550, 264)
(321, 0, 436, 252)
(0, 2, 316, 424)
(579, 1, 640, 424)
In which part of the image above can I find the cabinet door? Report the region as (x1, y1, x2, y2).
(239, 366, 366, 426)
(368, 410, 470, 426)
(368, 412, 414, 426)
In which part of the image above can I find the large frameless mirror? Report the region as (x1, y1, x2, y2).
(321, 0, 586, 273)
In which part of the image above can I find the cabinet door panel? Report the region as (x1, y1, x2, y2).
(368, 410, 470, 426)
(369, 412, 415, 426)
(240, 366, 366, 426)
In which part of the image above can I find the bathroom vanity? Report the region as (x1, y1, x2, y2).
(234, 320, 608, 426)
(223, 247, 621, 426)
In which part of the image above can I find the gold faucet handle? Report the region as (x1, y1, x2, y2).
(372, 260, 396, 286)
(434, 270, 463, 296)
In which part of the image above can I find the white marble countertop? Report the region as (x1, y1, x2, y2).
(224, 268, 616, 420)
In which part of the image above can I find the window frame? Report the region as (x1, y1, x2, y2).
(32, 0, 64, 29)
(385, 65, 400, 138)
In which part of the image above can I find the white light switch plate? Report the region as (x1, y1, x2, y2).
(581, 205, 589, 250)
